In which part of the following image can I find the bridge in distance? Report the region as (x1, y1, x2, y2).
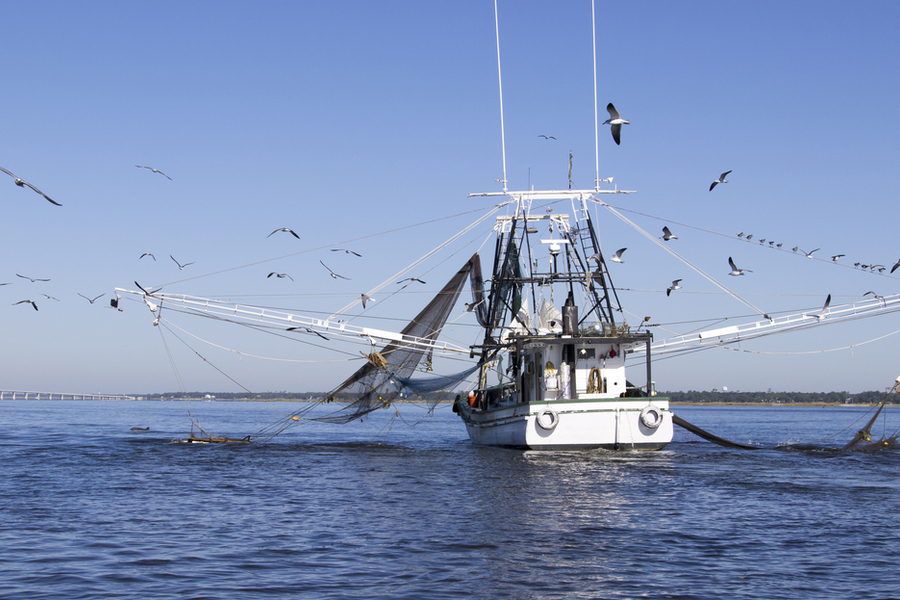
(0, 390, 137, 401)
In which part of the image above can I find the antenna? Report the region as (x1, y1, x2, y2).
(591, 0, 600, 191)
(494, 0, 508, 192)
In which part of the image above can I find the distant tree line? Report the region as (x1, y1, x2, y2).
(662, 390, 895, 404)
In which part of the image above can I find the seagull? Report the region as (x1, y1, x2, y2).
(602, 103, 630, 145)
(41, 293, 60, 301)
(16, 273, 50, 282)
(799, 248, 819, 259)
(831, 254, 845, 262)
(134, 281, 162, 296)
(360, 293, 375, 309)
(737, 232, 745, 238)
(661, 226, 678, 241)
(396, 277, 426, 284)
(0, 282, 10, 286)
(465, 298, 486, 312)
(267, 228, 300, 239)
(666, 279, 682, 297)
(267, 272, 293, 281)
(331, 248, 361, 257)
(78, 293, 104, 304)
(891, 259, 900, 274)
(728, 257, 751, 276)
(792, 247, 799, 253)
(759, 239, 767, 244)
(808, 294, 831, 320)
(609, 248, 627, 263)
(135, 165, 172, 180)
(320, 261, 349, 280)
(538, 134, 556, 140)
(13, 299, 38, 311)
(746, 234, 753, 240)
(139, 252, 156, 261)
(170, 255, 194, 270)
(0, 166, 62, 206)
(864, 291, 884, 300)
(287, 326, 329, 341)
(709, 170, 732, 191)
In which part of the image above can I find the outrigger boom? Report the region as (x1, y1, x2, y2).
(113, 288, 473, 356)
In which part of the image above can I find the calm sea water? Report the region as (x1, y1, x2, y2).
(1, 400, 898, 600)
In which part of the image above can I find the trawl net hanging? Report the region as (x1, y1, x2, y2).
(315, 254, 482, 424)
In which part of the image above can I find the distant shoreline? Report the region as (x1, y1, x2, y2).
(123, 398, 887, 407)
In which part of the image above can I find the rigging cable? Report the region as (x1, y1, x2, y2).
(597, 199, 772, 319)
(327, 201, 507, 320)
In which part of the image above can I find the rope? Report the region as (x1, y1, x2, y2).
(597, 200, 771, 319)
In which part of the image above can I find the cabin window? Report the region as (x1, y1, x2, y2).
(578, 348, 596, 360)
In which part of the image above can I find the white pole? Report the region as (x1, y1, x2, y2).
(494, 0, 508, 192)
(591, 0, 600, 191)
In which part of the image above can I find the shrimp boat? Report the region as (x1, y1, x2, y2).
(452, 187, 672, 450)
(112, 2, 900, 450)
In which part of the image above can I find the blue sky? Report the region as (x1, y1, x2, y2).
(2, 1, 900, 395)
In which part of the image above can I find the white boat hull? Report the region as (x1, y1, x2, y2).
(455, 398, 672, 450)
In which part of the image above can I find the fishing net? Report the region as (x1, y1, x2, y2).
(307, 253, 483, 424)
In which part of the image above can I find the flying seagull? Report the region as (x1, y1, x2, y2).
(728, 257, 751, 276)
(538, 134, 556, 140)
(267, 272, 293, 281)
(13, 299, 38, 311)
(320, 261, 349, 280)
(287, 326, 329, 341)
(800, 248, 820, 259)
(139, 252, 156, 261)
(16, 273, 50, 283)
(709, 170, 732, 191)
(808, 294, 831, 321)
(602, 103, 630, 145)
(396, 277, 426, 284)
(135, 165, 172, 180)
(666, 279, 682, 297)
(41, 293, 60, 301)
(170, 255, 194, 270)
(831, 254, 845, 262)
(331, 248, 362, 257)
(891, 259, 900, 274)
(661, 226, 678, 241)
(267, 228, 300, 239)
(465, 298, 486, 312)
(134, 281, 162, 296)
(609, 248, 627, 263)
(78, 293, 104, 304)
(360, 293, 375, 309)
(0, 166, 62, 206)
